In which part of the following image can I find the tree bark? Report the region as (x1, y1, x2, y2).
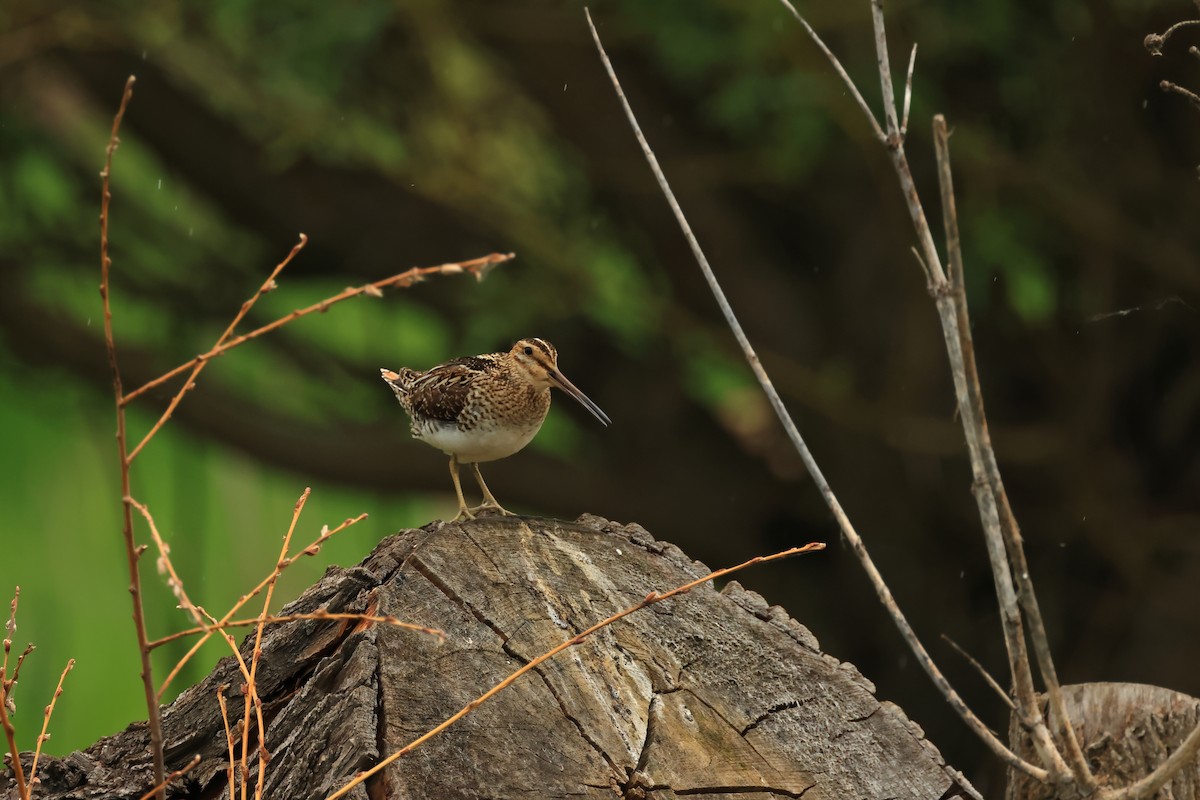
(1006, 683, 1200, 800)
(3, 515, 973, 799)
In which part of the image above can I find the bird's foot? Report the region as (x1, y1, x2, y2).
(467, 501, 515, 517)
(451, 505, 477, 522)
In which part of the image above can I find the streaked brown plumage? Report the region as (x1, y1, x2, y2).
(381, 338, 610, 519)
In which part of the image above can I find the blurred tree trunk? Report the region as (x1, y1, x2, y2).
(1007, 683, 1200, 800)
(2, 515, 973, 799)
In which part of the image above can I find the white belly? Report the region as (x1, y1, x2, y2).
(416, 421, 541, 463)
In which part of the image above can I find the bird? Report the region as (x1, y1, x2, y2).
(380, 337, 610, 520)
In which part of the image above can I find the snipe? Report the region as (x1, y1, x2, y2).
(381, 338, 610, 520)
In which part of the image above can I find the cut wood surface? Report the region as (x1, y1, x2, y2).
(1007, 682, 1200, 800)
(3, 515, 973, 799)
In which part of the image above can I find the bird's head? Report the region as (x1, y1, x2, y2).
(509, 338, 611, 426)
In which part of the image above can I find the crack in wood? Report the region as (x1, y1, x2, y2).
(673, 784, 816, 798)
(408, 557, 510, 644)
(366, 646, 389, 800)
(528, 663, 624, 777)
(619, 691, 661, 799)
(740, 698, 810, 737)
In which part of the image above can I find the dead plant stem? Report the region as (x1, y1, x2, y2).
(122, 253, 514, 407)
(98, 73, 166, 799)
(29, 658, 73, 783)
(931, 115, 1092, 787)
(218, 686, 236, 800)
(585, 8, 1035, 782)
(136, 755, 200, 800)
(126, 236, 310, 461)
(150, 612, 442, 649)
(156, 513, 366, 698)
(244, 487, 310, 800)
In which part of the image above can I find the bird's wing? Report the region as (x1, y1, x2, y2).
(403, 356, 492, 424)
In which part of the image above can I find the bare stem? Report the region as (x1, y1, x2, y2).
(324, 542, 826, 800)
(773, 0, 885, 143)
(931, 116, 1091, 786)
(98, 73, 166, 799)
(123, 252, 514, 407)
(1144, 18, 1200, 55)
(29, 659, 74, 783)
(126, 235, 310, 461)
(0, 707, 25, 800)
(217, 688, 237, 800)
(128, 497, 206, 628)
(136, 755, 201, 800)
(156, 513, 366, 698)
(941, 634, 1014, 711)
(585, 7, 1035, 782)
(150, 611, 443, 650)
(1160, 79, 1200, 112)
(245, 488, 310, 800)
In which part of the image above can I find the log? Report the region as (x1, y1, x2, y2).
(1007, 683, 1200, 800)
(3, 515, 974, 799)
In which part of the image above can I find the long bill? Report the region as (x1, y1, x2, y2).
(550, 371, 612, 426)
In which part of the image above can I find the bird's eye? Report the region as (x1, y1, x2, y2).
(523, 346, 533, 355)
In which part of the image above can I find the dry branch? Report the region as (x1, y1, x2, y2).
(1, 589, 27, 800)
(122, 251, 513, 407)
(156, 512, 367, 696)
(126, 235, 309, 461)
(96, 72, 167, 800)
(585, 5, 1041, 780)
(135, 755, 200, 800)
(151, 612, 443, 649)
(29, 658, 74, 784)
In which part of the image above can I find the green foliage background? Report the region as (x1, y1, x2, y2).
(1, 0, 1197, 791)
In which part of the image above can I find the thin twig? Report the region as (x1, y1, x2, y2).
(98, 72, 166, 800)
(126, 235, 310, 461)
(128, 496, 206, 628)
(196, 607, 264, 800)
(586, 8, 1039, 782)
(1160, 80, 1200, 112)
(156, 513, 366, 698)
(932, 116, 1090, 787)
(2, 588, 16, 676)
(941, 634, 1013, 711)
(1144, 18, 1200, 55)
(772, 0, 886, 143)
(7, 645, 33, 692)
(871, 0, 901, 139)
(150, 611, 443, 649)
(245, 488, 311, 800)
(218, 687, 237, 800)
(325, 542, 825, 800)
(866, 0, 946, 286)
(123, 252, 514, 406)
(868, 3, 1074, 781)
(29, 659, 74, 783)
(0, 590, 25, 799)
(135, 754, 201, 800)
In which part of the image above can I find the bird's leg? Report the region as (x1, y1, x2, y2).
(448, 455, 475, 521)
(468, 462, 514, 516)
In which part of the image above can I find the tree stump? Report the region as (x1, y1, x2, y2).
(1007, 683, 1200, 800)
(4, 515, 974, 799)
